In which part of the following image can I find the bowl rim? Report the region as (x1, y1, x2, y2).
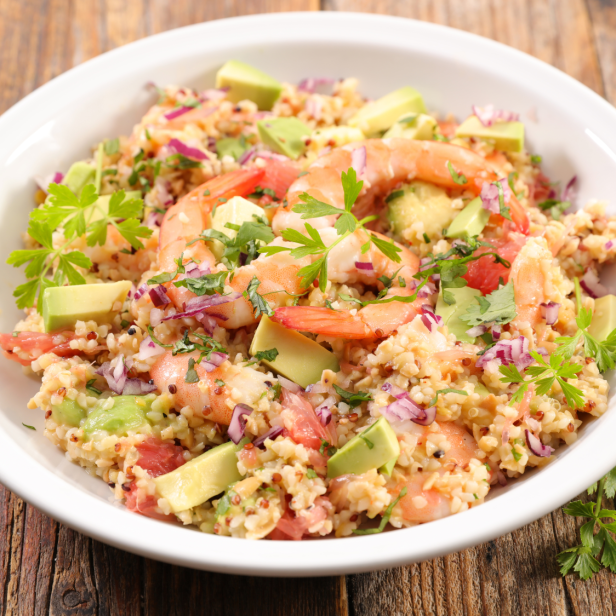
(1, 10, 616, 577)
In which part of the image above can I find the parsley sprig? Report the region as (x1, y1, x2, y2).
(259, 168, 401, 291)
(9, 184, 152, 311)
(558, 471, 616, 580)
(460, 281, 517, 328)
(333, 384, 372, 409)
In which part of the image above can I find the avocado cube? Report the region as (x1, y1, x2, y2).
(387, 182, 456, 246)
(383, 113, 437, 140)
(250, 316, 340, 389)
(257, 117, 311, 160)
(216, 137, 247, 161)
(51, 398, 86, 427)
(87, 190, 142, 224)
(154, 441, 243, 513)
(474, 382, 490, 397)
(455, 116, 524, 153)
(445, 197, 491, 240)
(216, 60, 282, 111)
(83, 395, 153, 439)
(327, 417, 400, 478)
(588, 295, 616, 342)
(435, 286, 483, 343)
(42, 280, 132, 333)
(308, 126, 365, 151)
(63, 162, 96, 196)
(210, 196, 266, 260)
(379, 456, 398, 477)
(349, 87, 427, 136)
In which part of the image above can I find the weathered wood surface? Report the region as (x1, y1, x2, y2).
(1, 0, 616, 613)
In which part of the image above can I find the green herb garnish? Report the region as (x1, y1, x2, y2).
(353, 486, 408, 535)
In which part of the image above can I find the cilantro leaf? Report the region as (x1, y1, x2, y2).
(369, 233, 402, 263)
(174, 271, 228, 296)
(564, 500, 596, 518)
(603, 468, 616, 499)
(341, 167, 363, 211)
(428, 388, 468, 407)
(333, 384, 372, 409)
(446, 161, 467, 185)
(293, 195, 342, 219)
(460, 281, 517, 327)
(353, 486, 408, 535)
(255, 348, 279, 362)
(245, 276, 273, 318)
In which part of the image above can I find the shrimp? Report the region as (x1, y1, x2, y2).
(391, 421, 483, 524)
(155, 169, 309, 329)
(272, 139, 529, 236)
(150, 351, 270, 425)
(273, 287, 424, 340)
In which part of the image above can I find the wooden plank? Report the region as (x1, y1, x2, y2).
(588, 0, 616, 105)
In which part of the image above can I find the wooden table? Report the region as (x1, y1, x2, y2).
(1, 1, 616, 614)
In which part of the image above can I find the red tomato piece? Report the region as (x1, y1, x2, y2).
(281, 390, 334, 451)
(124, 483, 176, 522)
(135, 437, 186, 478)
(0, 331, 80, 365)
(258, 158, 301, 200)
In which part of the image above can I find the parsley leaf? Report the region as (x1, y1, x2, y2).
(244, 276, 273, 318)
(255, 348, 279, 362)
(333, 384, 372, 409)
(174, 271, 228, 296)
(460, 281, 517, 327)
(185, 358, 199, 383)
(447, 161, 468, 185)
(353, 486, 408, 535)
(429, 388, 468, 407)
(86, 379, 102, 395)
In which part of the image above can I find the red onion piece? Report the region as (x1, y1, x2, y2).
(476, 337, 534, 371)
(525, 429, 554, 458)
(381, 382, 408, 399)
(161, 292, 242, 322)
(164, 106, 192, 120)
(539, 301, 560, 325)
(278, 376, 302, 394)
(35, 171, 64, 194)
(381, 384, 436, 426)
(255, 151, 291, 162)
(466, 324, 487, 337)
(253, 426, 284, 449)
(136, 336, 165, 360)
(496, 469, 508, 486)
(200, 88, 228, 101)
(472, 104, 520, 127)
(351, 146, 367, 176)
(305, 97, 323, 121)
(480, 178, 512, 215)
(420, 306, 443, 333)
(298, 77, 335, 93)
(134, 284, 148, 301)
(122, 379, 158, 395)
(168, 138, 207, 161)
(149, 285, 171, 308)
(150, 308, 163, 328)
(228, 403, 253, 444)
(561, 175, 577, 203)
(355, 261, 374, 271)
(492, 324, 502, 340)
(580, 270, 609, 299)
(238, 146, 257, 165)
(315, 395, 336, 426)
(606, 240, 614, 251)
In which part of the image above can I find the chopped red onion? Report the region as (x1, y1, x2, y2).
(351, 146, 367, 176)
(278, 376, 302, 394)
(238, 147, 257, 165)
(527, 417, 541, 433)
(315, 395, 336, 426)
(149, 285, 170, 308)
(195, 313, 220, 335)
(472, 104, 520, 127)
(298, 77, 335, 93)
(164, 106, 192, 121)
(255, 151, 291, 162)
(134, 284, 148, 301)
(561, 175, 577, 203)
(161, 292, 242, 322)
(381, 384, 436, 426)
(96, 356, 128, 394)
(305, 97, 323, 121)
(200, 88, 228, 101)
(580, 270, 609, 299)
(496, 469, 508, 486)
(476, 336, 534, 371)
(122, 379, 158, 395)
(492, 324, 502, 340)
(253, 426, 284, 449)
(168, 138, 207, 161)
(539, 301, 560, 325)
(421, 303, 435, 314)
(355, 261, 374, 271)
(145, 211, 163, 228)
(420, 306, 443, 333)
(525, 429, 554, 458)
(408, 279, 437, 298)
(606, 240, 614, 251)
(150, 308, 163, 328)
(228, 404, 253, 444)
(35, 171, 64, 194)
(480, 178, 512, 215)
(136, 336, 166, 360)
(465, 324, 487, 337)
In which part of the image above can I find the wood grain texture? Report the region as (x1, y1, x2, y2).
(2, 0, 616, 614)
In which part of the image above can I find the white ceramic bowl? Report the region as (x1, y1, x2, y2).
(1, 11, 615, 577)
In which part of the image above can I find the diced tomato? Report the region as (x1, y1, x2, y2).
(238, 446, 259, 469)
(124, 483, 176, 522)
(0, 331, 80, 366)
(528, 171, 554, 207)
(268, 496, 332, 541)
(135, 437, 186, 478)
(257, 157, 301, 200)
(281, 389, 334, 450)
(437, 120, 458, 139)
(463, 234, 527, 295)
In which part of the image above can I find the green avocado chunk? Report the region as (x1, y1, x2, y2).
(87, 190, 142, 224)
(474, 382, 490, 397)
(210, 196, 266, 260)
(82, 395, 153, 439)
(379, 456, 398, 477)
(328, 417, 400, 478)
(216, 60, 282, 111)
(455, 116, 524, 153)
(588, 295, 616, 342)
(51, 398, 86, 427)
(435, 286, 483, 343)
(42, 280, 132, 333)
(349, 87, 427, 136)
(445, 197, 491, 240)
(383, 113, 437, 140)
(216, 137, 248, 161)
(64, 161, 96, 196)
(250, 316, 340, 389)
(257, 117, 311, 160)
(387, 182, 456, 247)
(153, 441, 243, 513)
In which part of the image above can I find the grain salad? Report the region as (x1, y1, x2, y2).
(3, 60, 615, 540)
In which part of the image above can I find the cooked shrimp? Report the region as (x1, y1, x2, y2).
(150, 351, 270, 425)
(272, 138, 529, 236)
(273, 287, 424, 340)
